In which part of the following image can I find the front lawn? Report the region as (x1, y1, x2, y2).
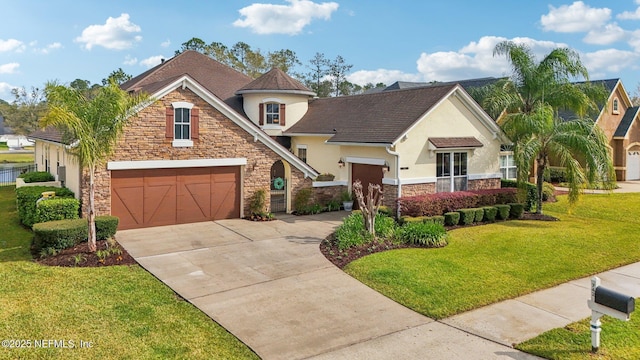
(345, 193, 640, 319)
(0, 152, 34, 163)
(0, 186, 258, 360)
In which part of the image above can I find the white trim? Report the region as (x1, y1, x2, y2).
(346, 156, 386, 166)
(172, 139, 193, 147)
(296, 144, 307, 149)
(382, 178, 400, 185)
(283, 132, 332, 137)
(236, 89, 315, 96)
(326, 141, 391, 147)
(400, 177, 437, 185)
(262, 124, 283, 130)
(468, 173, 502, 180)
(171, 101, 193, 109)
(261, 97, 283, 103)
(107, 158, 247, 170)
(312, 180, 348, 187)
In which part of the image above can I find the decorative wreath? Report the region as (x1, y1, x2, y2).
(273, 177, 285, 190)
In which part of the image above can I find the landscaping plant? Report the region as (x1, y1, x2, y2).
(352, 180, 383, 236)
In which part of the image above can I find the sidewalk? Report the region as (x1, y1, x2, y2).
(442, 262, 640, 346)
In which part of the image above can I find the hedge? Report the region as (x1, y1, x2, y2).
(501, 179, 537, 211)
(32, 215, 120, 252)
(424, 215, 445, 226)
(398, 188, 517, 217)
(458, 209, 476, 225)
(32, 218, 86, 252)
(495, 204, 511, 220)
(18, 171, 54, 183)
(474, 208, 484, 222)
(483, 206, 498, 222)
(16, 186, 75, 227)
(444, 212, 460, 226)
(35, 198, 80, 223)
(508, 203, 525, 219)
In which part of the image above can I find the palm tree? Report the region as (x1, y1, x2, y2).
(478, 41, 614, 213)
(41, 81, 148, 251)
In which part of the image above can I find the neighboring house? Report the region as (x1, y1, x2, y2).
(30, 51, 509, 229)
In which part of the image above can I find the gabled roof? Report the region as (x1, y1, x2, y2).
(380, 77, 503, 94)
(121, 50, 253, 115)
(28, 127, 69, 145)
(614, 106, 640, 138)
(285, 83, 506, 145)
(235, 68, 314, 96)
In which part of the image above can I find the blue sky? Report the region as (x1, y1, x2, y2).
(2, 0, 640, 102)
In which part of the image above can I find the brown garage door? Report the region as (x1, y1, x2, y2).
(111, 166, 240, 229)
(351, 163, 383, 209)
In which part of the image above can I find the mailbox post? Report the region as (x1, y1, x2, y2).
(587, 276, 635, 352)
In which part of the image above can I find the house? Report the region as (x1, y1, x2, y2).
(30, 51, 509, 229)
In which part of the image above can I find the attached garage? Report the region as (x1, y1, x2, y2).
(627, 150, 640, 181)
(351, 163, 384, 190)
(111, 166, 240, 229)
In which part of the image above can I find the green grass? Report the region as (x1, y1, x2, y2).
(0, 186, 258, 360)
(517, 309, 640, 359)
(345, 193, 640, 320)
(0, 153, 34, 163)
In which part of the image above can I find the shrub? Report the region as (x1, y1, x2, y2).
(325, 199, 341, 212)
(398, 192, 479, 217)
(397, 221, 448, 247)
(542, 182, 555, 202)
(495, 204, 511, 220)
(470, 188, 518, 206)
(249, 188, 267, 216)
(294, 188, 313, 212)
(424, 215, 445, 226)
(95, 216, 119, 240)
(335, 213, 370, 250)
(483, 206, 498, 222)
(501, 179, 537, 211)
(546, 167, 567, 183)
(508, 203, 525, 219)
(16, 186, 75, 227)
(458, 209, 476, 225)
(378, 205, 394, 217)
(32, 218, 86, 252)
(474, 208, 484, 222)
(18, 171, 54, 183)
(35, 198, 80, 223)
(374, 214, 397, 239)
(444, 212, 460, 226)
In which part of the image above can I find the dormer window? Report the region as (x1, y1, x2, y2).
(259, 102, 286, 127)
(166, 101, 199, 147)
(613, 98, 619, 115)
(266, 103, 280, 124)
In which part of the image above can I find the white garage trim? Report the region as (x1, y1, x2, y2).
(107, 158, 247, 170)
(345, 156, 386, 166)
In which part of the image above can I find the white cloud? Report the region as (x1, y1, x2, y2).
(34, 42, 62, 54)
(75, 13, 142, 50)
(140, 55, 164, 68)
(0, 82, 16, 99)
(582, 49, 640, 73)
(584, 23, 627, 45)
(416, 36, 567, 82)
(0, 63, 19, 74)
(618, 0, 640, 20)
(347, 69, 422, 86)
(233, 0, 339, 35)
(541, 1, 610, 33)
(160, 39, 171, 48)
(123, 55, 138, 66)
(0, 39, 25, 52)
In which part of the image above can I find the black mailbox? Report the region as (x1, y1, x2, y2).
(595, 286, 635, 315)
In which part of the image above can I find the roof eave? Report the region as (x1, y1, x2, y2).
(235, 89, 316, 96)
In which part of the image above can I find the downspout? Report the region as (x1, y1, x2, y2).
(386, 146, 401, 218)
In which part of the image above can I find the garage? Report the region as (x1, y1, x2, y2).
(351, 163, 383, 210)
(111, 166, 240, 229)
(627, 150, 640, 181)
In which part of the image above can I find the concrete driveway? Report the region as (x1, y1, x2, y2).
(118, 212, 538, 360)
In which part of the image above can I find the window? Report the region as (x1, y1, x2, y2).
(436, 152, 467, 192)
(297, 145, 307, 163)
(167, 102, 198, 147)
(500, 154, 516, 179)
(613, 98, 619, 114)
(266, 103, 280, 124)
(174, 108, 191, 140)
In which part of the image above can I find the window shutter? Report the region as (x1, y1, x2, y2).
(259, 103, 264, 126)
(279, 104, 286, 126)
(191, 108, 199, 139)
(165, 107, 174, 138)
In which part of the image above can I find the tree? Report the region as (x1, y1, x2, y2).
(267, 49, 301, 75)
(176, 37, 207, 55)
(328, 55, 353, 97)
(41, 81, 148, 252)
(102, 68, 132, 86)
(353, 180, 383, 236)
(2, 86, 47, 135)
(483, 41, 614, 213)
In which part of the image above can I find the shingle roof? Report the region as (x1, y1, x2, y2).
(285, 83, 458, 144)
(28, 127, 68, 144)
(235, 68, 314, 95)
(614, 106, 639, 138)
(121, 50, 253, 115)
(382, 77, 502, 93)
(429, 137, 483, 149)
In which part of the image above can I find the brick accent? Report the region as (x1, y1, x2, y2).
(468, 178, 500, 191)
(85, 87, 310, 218)
(311, 185, 346, 205)
(400, 183, 436, 197)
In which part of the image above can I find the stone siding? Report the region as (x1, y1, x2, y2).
(468, 178, 500, 191)
(85, 87, 310, 218)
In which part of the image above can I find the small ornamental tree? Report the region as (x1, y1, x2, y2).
(353, 180, 383, 236)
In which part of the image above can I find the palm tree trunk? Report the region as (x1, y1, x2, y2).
(87, 164, 97, 252)
(536, 160, 545, 215)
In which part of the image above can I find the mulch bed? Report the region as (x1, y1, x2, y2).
(36, 239, 137, 267)
(320, 211, 559, 269)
